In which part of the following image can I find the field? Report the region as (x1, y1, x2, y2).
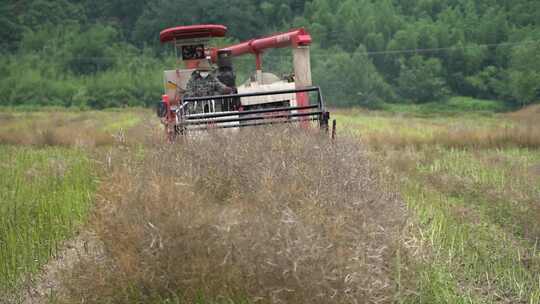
(334, 105, 540, 303)
(0, 105, 539, 303)
(0, 147, 94, 292)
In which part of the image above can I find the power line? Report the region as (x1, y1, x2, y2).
(49, 39, 540, 61)
(360, 40, 540, 56)
(232, 39, 540, 59)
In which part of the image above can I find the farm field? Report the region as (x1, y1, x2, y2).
(0, 106, 539, 303)
(0, 147, 95, 293)
(334, 105, 540, 303)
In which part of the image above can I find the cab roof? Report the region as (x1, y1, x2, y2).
(159, 24, 228, 43)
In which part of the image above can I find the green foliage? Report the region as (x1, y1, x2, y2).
(0, 0, 539, 108)
(465, 66, 502, 99)
(313, 46, 394, 106)
(508, 41, 540, 105)
(64, 25, 119, 75)
(381, 96, 512, 116)
(0, 23, 164, 108)
(397, 56, 450, 103)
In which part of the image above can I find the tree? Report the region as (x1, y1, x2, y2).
(465, 66, 502, 99)
(397, 55, 450, 103)
(3, 0, 540, 107)
(65, 25, 119, 75)
(508, 41, 540, 105)
(0, 3, 22, 52)
(313, 45, 394, 106)
(20, 0, 85, 31)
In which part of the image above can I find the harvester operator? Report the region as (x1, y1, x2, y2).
(185, 61, 232, 98)
(184, 60, 234, 113)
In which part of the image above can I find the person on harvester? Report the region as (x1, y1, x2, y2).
(185, 60, 233, 113)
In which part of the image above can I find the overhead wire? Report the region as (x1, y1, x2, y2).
(357, 39, 540, 56)
(54, 39, 540, 62)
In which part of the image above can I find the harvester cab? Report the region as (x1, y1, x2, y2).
(156, 24, 331, 139)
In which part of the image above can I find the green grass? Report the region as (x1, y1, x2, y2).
(0, 146, 96, 292)
(333, 107, 511, 132)
(378, 96, 514, 116)
(101, 113, 142, 132)
(403, 181, 539, 303)
(1, 107, 538, 303)
(337, 107, 540, 303)
(401, 149, 540, 303)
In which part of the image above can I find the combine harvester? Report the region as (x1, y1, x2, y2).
(156, 24, 333, 139)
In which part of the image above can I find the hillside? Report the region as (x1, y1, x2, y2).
(1, 0, 539, 108)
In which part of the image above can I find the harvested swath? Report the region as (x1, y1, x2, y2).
(60, 126, 407, 303)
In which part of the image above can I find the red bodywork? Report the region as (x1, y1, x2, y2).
(159, 25, 315, 138)
(159, 24, 228, 43)
(209, 28, 313, 111)
(210, 28, 312, 69)
(159, 24, 312, 69)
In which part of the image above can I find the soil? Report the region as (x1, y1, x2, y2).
(12, 231, 103, 304)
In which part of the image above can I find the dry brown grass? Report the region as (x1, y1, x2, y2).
(0, 126, 117, 147)
(349, 103, 540, 151)
(0, 112, 150, 148)
(508, 104, 540, 123)
(433, 124, 540, 149)
(59, 127, 407, 303)
(0, 112, 16, 121)
(364, 123, 540, 150)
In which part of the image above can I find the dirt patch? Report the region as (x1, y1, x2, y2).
(17, 232, 103, 304)
(529, 163, 540, 177)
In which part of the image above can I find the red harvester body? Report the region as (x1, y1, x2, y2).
(156, 24, 330, 140)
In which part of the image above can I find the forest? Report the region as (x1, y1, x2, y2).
(1, 0, 539, 108)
